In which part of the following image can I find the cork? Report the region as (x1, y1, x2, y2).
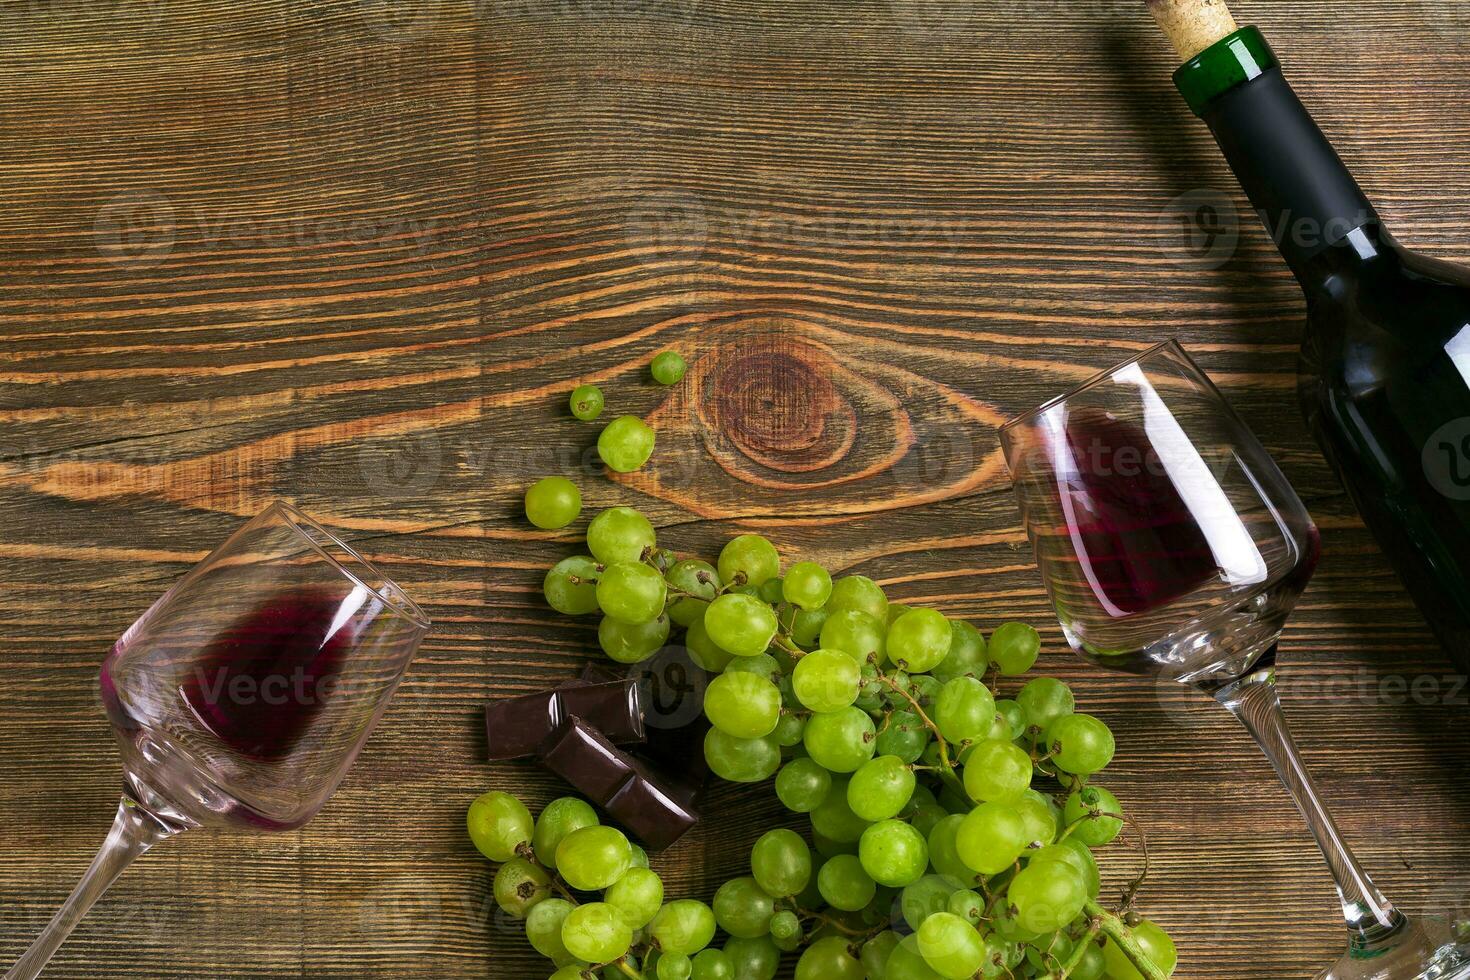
(1146, 0, 1239, 61)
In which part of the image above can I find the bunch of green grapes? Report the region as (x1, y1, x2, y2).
(522, 508, 1178, 980)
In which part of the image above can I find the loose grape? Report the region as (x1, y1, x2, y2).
(595, 561, 667, 625)
(722, 937, 781, 980)
(711, 876, 776, 939)
(933, 675, 996, 744)
(703, 593, 778, 657)
(690, 948, 735, 980)
(650, 899, 718, 956)
(749, 828, 812, 898)
(562, 902, 633, 964)
(956, 801, 1026, 875)
(810, 776, 871, 843)
(686, 615, 735, 672)
(803, 705, 877, 773)
(716, 534, 781, 587)
(1017, 677, 1075, 733)
(888, 933, 945, 980)
(605, 866, 664, 929)
(598, 415, 656, 473)
(783, 562, 833, 611)
(667, 559, 721, 627)
(859, 819, 929, 887)
(703, 729, 781, 783)
(819, 608, 887, 665)
(886, 608, 953, 673)
(931, 619, 988, 682)
(587, 507, 657, 565)
(651, 350, 688, 385)
(847, 755, 916, 823)
(989, 622, 1041, 675)
(525, 476, 582, 530)
(599, 613, 670, 664)
(704, 670, 782, 739)
(1008, 859, 1086, 933)
(466, 791, 533, 862)
(493, 858, 550, 918)
(900, 875, 955, 931)
(796, 935, 864, 980)
(792, 648, 862, 713)
(533, 797, 599, 868)
(570, 383, 605, 421)
(917, 911, 986, 980)
(1046, 713, 1115, 775)
(1063, 786, 1124, 846)
(556, 825, 632, 892)
(962, 740, 1033, 804)
(875, 709, 930, 764)
(1101, 920, 1177, 980)
(817, 853, 877, 911)
(525, 897, 575, 961)
(827, 574, 889, 622)
(544, 555, 602, 615)
(658, 952, 694, 980)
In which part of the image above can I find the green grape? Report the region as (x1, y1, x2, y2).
(525, 896, 575, 961)
(861, 931, 902, 979)
(533, 797, 599, 868)
(713, 877, 776, 939)
(887, 933, 945, 980)
(690, 948, 735, 980)
(570, 383, 605, 421)
(783, 562, 834, 611)
(586, 506, 656, 565)
(886, 603, 912, 627)
(1016, 677, 1075, 734)
(758, 577, 785, 605)
(769, 909, 801, 943)
(886, 608, 953, 673)
(598, 415, 656, 473)
(900, 874, 955, 931)
(658, 952, 694, 980)
(961, 739, 1032, 804)
(946, 889, 985, 926)
(1058, 836, 1102, 898)
(820, 609, 887, 665)
(686, 615, 735, 672)
(717, 534, 781, 587)
(927, 814, 978, 887)
(704, 670, 782, 738)
(1008, 859, 1086, 933)
(703, 593, 778, 657)
(629, 843, 650, 869)
(550, 967, 586, 980)
(1070, 941, 1107, 980)
(556, 825, 632, 892)
(847, 755, 916, 822)
(859, 819, 929, 887)
(493, 858, 550, 918)
(599, 613, 670, 664)
(795, 936, 864, 980)
(1046, 713, 1115, 775)
(931, 619, 988, 682)
(1101, 920, 1177, 980)
(651, 350, 688, 385)
(562, 902, 633, 964)
(956, 801, 1026, 875)
(933, 676, 996, 744)
(650, 899, 718, 956)
(596, 561, 667, 625)
(772, 712, 806, 747)
(1063, 786, 1123, 846)
(605, 866, 664, 929)
(751, 828, 812, 897)
(875, 710, 930, 764)
(789, 604, 829, 648)
(992, 699, 1026, 741)
(1014, 791, 1060, 847)
(827, 574, 889, 622)
(803, 705, 877, 773)
(525, 476, 582, 530)
(723, 936, 781, 980)
(989, 622, 1041, 675)
(792, 648, 861, 713)
(917, 911, 986, 980)
(668, 559, 722, 627)
(909, 801, 948, 840)
(818, 853, 878, 911)
(544, 555, 601, 615)
(466, 791, 533, 862)
(703, 729, 781, 783)
(723, 652, 780, 682)
(810, 776, 871, 843)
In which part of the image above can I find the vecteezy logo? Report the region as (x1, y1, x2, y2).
(1423, 417, 1470, 502)
(1156, 188, 1240, 271)
(94, 189, 176, 269)
(358, 0, 440, 40)
(358, 431, 445, 497)
(621, 190, 709, 268)
(887, 0, 983, 41)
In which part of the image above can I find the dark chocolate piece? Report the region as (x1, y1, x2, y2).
(485, 679, 644, 761)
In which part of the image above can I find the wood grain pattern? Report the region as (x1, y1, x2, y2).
(3, 0, 1470, 976)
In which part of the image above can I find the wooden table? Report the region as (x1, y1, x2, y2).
(4, 1, 1470, 977)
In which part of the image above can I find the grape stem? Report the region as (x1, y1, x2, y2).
(512, 843, 579, 904)
(1085, 899, 1169, 980)
(874, 673, 966, 798)
(794, 905, 885, 940)
(611, 958, 644, 980)
(1047, 922, 1101, 980)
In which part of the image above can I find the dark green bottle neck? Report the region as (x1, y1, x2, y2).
(1176, 27, 1378, 286)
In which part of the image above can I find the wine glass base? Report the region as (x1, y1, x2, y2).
(1318, 917, 1470, 980)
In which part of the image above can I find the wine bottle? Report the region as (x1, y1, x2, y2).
(1149, 0, 1470, 674)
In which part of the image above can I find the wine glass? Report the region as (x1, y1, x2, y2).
(999, 340, 1470, 980)
(4, 501, 431, 980)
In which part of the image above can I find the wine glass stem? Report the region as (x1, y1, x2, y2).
(1211, 662, 1406, 951)
(3, 798, 184, 980)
